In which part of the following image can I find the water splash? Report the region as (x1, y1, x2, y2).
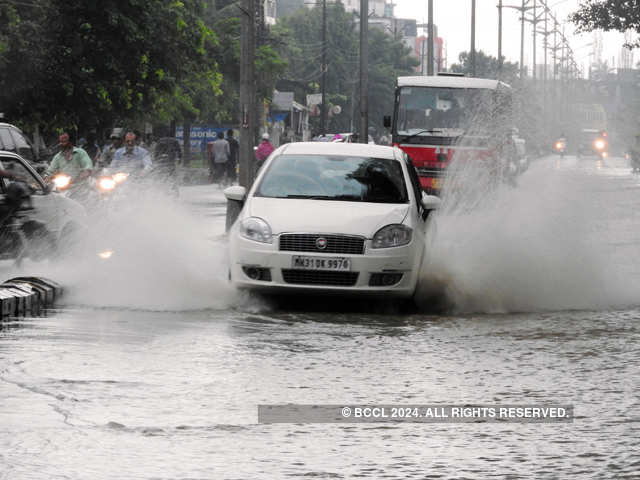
(416, 155, 640, 313)
(10, 185, 235, 311)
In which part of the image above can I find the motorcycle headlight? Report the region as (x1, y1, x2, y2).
(98, 177, 116, 191)
(53, 174, 71, 190)
(594, 139, 605, 150)
(371, 224, 412, 249)
(113, 172, 128, 184)
(239, 217, 273, 244)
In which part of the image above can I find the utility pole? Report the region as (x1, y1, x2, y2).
(471, 0, 476, 77)
(498, 0, 503, 75)
(239, 0, 256, 188)
(320, 0, 327, 135)
(520, 0, 525, 77)
(532, 0, 537, 80)
(359, 0, 368, 143)
(427, 0, 434, 75)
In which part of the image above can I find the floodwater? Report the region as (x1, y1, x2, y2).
(2, 155, 640, 479)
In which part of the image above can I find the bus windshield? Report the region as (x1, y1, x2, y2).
(395, 86, 496, 136)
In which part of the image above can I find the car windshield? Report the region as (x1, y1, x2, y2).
(254, 154, 408, 203)
(396, 86, 497, 136)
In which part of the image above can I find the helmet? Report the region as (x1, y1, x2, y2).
(262, 132, 270, 140)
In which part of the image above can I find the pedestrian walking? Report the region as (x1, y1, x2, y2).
(211, 131, 230, 185)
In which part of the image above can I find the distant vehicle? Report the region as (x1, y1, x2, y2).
(0, 151, 86, 261)
(312, 133, 375, 144)
(577, 129, 608, 159)
(223, 142, 440, 298)
(384, 75, 518, 194)
(0, 123, 47, 173)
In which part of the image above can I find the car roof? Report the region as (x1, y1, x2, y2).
(0, 122, 23, 130)
(277, 142, 398, 160)
(397, 75, 510, 90)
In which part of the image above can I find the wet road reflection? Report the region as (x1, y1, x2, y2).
(2, 156, 640, 479)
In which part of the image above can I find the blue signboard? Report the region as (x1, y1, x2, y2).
(176, 126, 230, 153)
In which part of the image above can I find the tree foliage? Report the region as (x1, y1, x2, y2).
(570, 1, 640, 47)
(450, 50, 519, 84)
(273, 4, 418, 135)
(0, 0, 221, 137)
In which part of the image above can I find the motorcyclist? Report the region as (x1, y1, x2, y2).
(555, 133, 567, 157)
(110, 131, 152, 172)
(98, 130, 124, 168)
(255, 132, 274, 171)
(43, 132, 93, 186)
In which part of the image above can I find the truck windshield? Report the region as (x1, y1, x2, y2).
(395, 86, 494, 136)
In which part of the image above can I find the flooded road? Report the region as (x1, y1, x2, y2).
(2, 155, 640, 479)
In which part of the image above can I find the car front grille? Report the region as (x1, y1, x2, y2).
(281, 269, 359, 286)
(279, 234, 365, 255)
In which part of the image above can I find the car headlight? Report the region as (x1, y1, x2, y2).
(371, 224, 412, 248)
(239, 217, 273, 244)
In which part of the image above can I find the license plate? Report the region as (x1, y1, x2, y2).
(291, 256, 351, 271)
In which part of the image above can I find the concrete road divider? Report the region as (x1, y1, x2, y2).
(0, 277, 63, 319)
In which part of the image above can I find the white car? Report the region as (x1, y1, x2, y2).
(0, 150, 86, 260)
(224, 142, 440, 298)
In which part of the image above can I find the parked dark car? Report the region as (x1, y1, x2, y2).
(0, 123, 48, 174)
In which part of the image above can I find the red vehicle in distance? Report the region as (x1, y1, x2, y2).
(384, 74, 517, 195)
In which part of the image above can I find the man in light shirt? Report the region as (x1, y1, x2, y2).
(110, 132, 152, 171)
(44, 132, 93, 184)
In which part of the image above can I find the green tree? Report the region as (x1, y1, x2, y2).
(0, 0, 220, 141)
(450, 50, 519, 84)
(273, 4, 418, 136)
(570, 1, 640, 47)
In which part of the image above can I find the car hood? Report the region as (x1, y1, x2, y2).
(247, 197, 410, 236)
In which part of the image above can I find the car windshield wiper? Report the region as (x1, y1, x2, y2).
(400, 128, 445, 140)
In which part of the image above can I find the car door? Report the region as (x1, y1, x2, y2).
(0, 153, 62, 235)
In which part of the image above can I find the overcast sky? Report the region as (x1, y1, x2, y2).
(393, 0, 634, 74)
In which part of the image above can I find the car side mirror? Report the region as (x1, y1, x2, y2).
(383, 115, 391, 128)
(421, 194, 441, 211)
(224, 185, 247, 202)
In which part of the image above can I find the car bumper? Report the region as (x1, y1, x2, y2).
(229, 235, 423, 298)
